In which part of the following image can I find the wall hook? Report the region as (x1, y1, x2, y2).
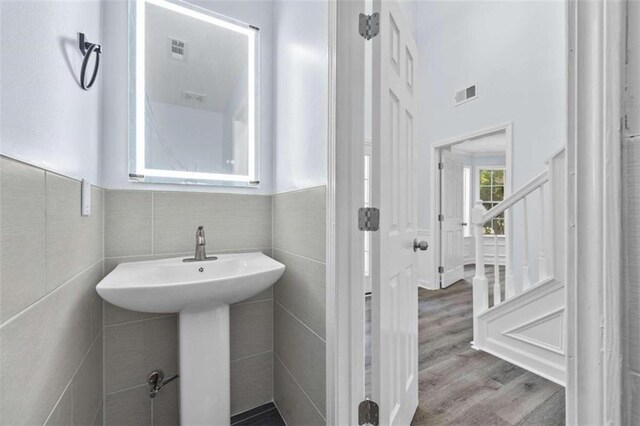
(78, 32, 102, 91)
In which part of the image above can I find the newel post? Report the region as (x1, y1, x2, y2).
(472, 201, 489, 345)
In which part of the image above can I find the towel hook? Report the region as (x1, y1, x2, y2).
(78, 33, 102, 91)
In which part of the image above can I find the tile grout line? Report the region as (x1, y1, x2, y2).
(274, 353, 326, 421)
(230, 349, 274, 364)
(42, 378, 73, 426)
(0, 258, 104, 330)
(272, 185, 326, 197)
(0, 153, 97, 189)
(89, 399, 103, 426)
(104, 313, 176, 329)
(274, 300, 326, 343)
(272, 246, 326, 266)
(233, 297, 274, 308)
(105, 382, 148, 397)
(103, 296, 274, 329)
(272, 401, 290, 426)
(42, 330, 103, 426)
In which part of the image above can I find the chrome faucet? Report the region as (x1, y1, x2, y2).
(195, 226, 207, 260)
(183, 226, 217, 262)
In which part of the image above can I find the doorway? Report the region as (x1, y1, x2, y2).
(432, 125, 513, 290)
(330, 0, 624, 424)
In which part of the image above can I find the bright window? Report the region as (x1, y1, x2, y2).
(478, 168, 505, 235)
(463, 166, 471, 237)
(364, 150, 371, 278)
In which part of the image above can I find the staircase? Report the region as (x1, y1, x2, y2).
(471, 148, 566, 386)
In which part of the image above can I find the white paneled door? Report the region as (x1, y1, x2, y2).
(371, 0, 419, 424)
(440, 150, 465, 288)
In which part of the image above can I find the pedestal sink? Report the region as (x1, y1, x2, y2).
(96, 252, 285, 425)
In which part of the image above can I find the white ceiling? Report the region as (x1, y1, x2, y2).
(145, 2, 250, 112)
(451, 131, 507, 156)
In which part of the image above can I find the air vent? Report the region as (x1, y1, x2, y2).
(168, 37, 187, 61)
(182, 91, 207, 103)
(454, 84, 478, 106)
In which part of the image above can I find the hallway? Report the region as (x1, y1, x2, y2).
(410, 266, 565, 425)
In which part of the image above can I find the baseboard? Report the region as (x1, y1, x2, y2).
(418, 279, 437, 290)
(231, 402, 279, 425)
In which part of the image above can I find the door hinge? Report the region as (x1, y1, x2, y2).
(358, 399, 379, 425)
(438, 214, 444, 222)
(438, 162, 444, 170)
(359, 207, 380, 231)
(359, 12, 380, 40)
(438, 266, 445, 274)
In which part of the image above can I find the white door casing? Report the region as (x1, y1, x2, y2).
(440, 150, 465, 287)
(371, 1, 419, 424)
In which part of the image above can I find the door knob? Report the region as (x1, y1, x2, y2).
(413, 239, 429, 252)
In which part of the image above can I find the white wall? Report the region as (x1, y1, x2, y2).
(1, 0, 328, 195)
(100, 0, 274, 194)
(0, 0, 103, 184)
(623, 2, 640, 423)
(272, 0, 328, 194)
(416, 0, 566, 228)
(146, 101, 225, 173)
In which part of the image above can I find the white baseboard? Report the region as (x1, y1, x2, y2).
(418, 279, 438, 290)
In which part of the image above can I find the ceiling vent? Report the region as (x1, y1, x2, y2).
(168, 37, 187, 61)
(182, 91, 207, 103)
(454, 84, 477, 106)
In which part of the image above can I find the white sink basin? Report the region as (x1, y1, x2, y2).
(96, 252, 285, 425)
(96, 252, 285, 313)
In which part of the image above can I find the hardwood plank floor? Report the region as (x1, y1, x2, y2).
(365, 265, 565, 425)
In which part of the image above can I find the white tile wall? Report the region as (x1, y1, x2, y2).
(103, 189, 275, 423)
(0, 157, 46, 323)
(272, 187, 327, 424)
(0, 156, 104, 426)
(1, 156, 323, 425)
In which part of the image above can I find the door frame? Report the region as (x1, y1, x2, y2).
(430, 122, 513, 289)
(329, 0, 625, 424)
(326, 0, 365, 424)
(564, 0, 623, 423)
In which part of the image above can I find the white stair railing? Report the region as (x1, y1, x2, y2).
(471, 168, 551, 341)
(493, 235, 501, 305)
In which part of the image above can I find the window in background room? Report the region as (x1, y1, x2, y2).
(477, 168, 505, 235)
(463, 166, 471, 237)
(364, 142, 372, 292)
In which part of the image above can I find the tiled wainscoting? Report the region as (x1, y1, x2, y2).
(272, 187, 327, 425)
(0, 156, 104, 425)
(0, 155, 327, 425)
(103, 190, 274, 424)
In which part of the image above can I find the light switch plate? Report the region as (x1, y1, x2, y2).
(81, 179, 91, 216)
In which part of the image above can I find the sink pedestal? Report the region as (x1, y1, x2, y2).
(179, 302, 230, 425)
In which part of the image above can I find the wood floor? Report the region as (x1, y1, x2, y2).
(366, 265, 566, 426)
